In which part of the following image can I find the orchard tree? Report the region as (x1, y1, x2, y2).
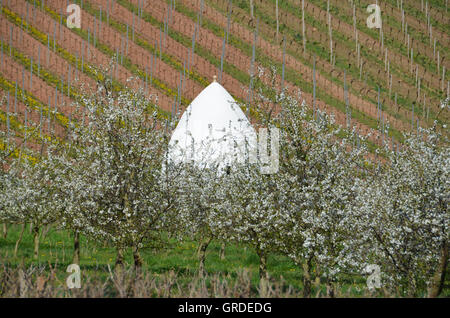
(51, 79, 179, 270)
(175, 165, 226, 276)
(354, 126, 449, 297)
(209, 82, 286, 280)
(1, 152, 63, 260)
(274, 94, 368, 297)
(211, 162, 286, 280)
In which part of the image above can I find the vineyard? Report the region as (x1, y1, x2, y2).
(0, 0, 449, 298)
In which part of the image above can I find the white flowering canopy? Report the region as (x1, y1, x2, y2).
(168, 80, 257, 171)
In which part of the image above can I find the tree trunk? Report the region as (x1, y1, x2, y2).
(2, 223, 7, 239)
(302, 256, 313, 298)
(257, 249, 268, 280)
(326, 277, 335, 298)
(33, 226, 40, 260)
(41, 224, 51, 239)
(133, 245, 143, 271)
(198, 237, 211, 277)
(115, 246, 125, 273)
(14, 223, 26, 258)
(219, 242, 226, 260)
(72, 231, 80, 264)
(428, 242, 448, 298)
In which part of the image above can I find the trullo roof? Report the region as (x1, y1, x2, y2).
(167, 81, 257, 170)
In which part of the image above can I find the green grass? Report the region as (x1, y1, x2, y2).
(0, 224, 372, 296)
(3, 224, 447, 297)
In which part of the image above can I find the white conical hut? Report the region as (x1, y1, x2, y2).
(168, 78, 257, 171)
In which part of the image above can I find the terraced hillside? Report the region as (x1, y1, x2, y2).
(0, 0, 449, 157)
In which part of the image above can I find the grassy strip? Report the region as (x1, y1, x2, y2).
(0, 137, 39, 163)
(383, 0, 450, 35)
(1, 6, 109, 90)
(3, 42, 85, 108)
(0, 74, 68, 129)
(0, 224, 378, 297)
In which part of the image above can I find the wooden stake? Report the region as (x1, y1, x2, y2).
(313, 55, 316, 119)
(14, 82, 17, 114)
(281, 36, 286, 94)
(276, 0, 279, 42)
(302, 0, 306, 54)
